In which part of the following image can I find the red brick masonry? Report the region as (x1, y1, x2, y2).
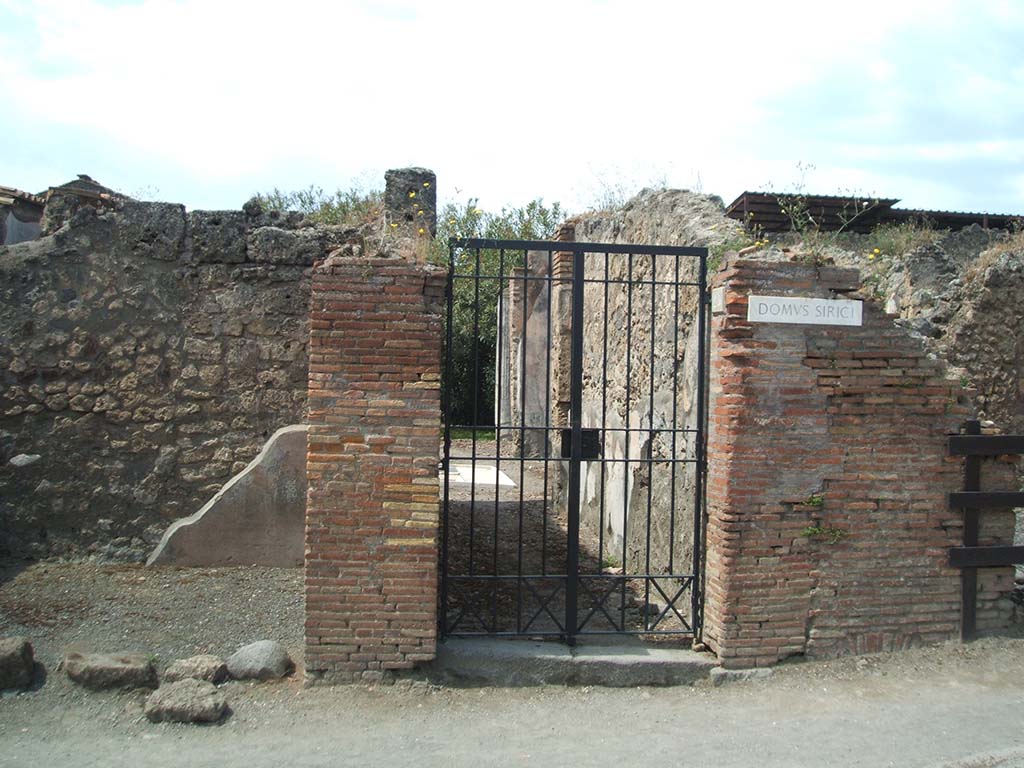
(304, 254, 446, 684)
(703, 257, 983, 668)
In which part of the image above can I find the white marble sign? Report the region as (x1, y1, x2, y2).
(747, 295, 862, 327)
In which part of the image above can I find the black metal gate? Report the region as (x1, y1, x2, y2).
(441, 238, 708, 643)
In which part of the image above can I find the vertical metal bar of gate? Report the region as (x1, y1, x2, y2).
(439, 246, 455, 638)
(693, 249, 708, 638)
(564, 248, 586, 642)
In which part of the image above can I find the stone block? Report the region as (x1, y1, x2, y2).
(162, 654, 228, 684)
(64, 651, 158, 690)
(0, 637, 35, 690)
(117, 201, 187, 261)
(248, 227, 324, 266)
(384, 167, 436, 236)
(144, 679, 228, 723)
(189, 210, 247, 263)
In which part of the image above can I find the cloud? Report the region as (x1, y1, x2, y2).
(1, 0, 1022, 214)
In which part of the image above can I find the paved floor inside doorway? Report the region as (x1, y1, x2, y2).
(440, 439, 693, 638)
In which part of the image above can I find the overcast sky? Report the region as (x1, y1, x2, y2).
(3, 0, 1023, 217)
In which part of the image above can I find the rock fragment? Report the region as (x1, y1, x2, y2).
(0, 637, 35, 690)
(8, 454, 40, 467)
(63, 651, 158, 690)
(709, 666, 774, 687)
(226, 640, 293, 681)
(162, 654, 228, 685)
(144, 678, 228, 723)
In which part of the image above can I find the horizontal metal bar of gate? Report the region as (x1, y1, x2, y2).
(451, 237, 708, 257)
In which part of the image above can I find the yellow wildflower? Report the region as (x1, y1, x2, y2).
(409, 191, 416, 199)
(418, 228, 425, 234)
(423, 182, 430, 188)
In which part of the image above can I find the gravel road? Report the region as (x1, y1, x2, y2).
(3, 562, 1024, 768)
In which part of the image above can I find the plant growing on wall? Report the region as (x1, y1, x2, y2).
(251, 184, 383, 227)
(766, 162, 885, 259)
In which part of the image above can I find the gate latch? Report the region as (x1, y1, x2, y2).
(560, 429, 602, 460)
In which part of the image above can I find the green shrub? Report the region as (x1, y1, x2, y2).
(435, 198, 565, 428)
(252, 184, 383, 227)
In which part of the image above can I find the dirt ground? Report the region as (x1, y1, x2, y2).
(3, 562, 1024, 767)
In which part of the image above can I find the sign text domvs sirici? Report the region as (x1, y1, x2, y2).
(746, 295, 863, 327)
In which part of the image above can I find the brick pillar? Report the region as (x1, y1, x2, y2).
(305, 252, 446, 685)
(704, 257, 984, 668)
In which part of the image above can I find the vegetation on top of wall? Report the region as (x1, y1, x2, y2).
(256, 185, 564, 429)
(863, 219, 946, 259)
(252, 184, 384, 228)
(433, 198, 565, 427)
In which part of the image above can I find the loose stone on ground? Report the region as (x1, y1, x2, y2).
(144, 678, 228, 723)
(709, 666, 775, 687)
(226, 640, 293, 681)
(0, 636, 35, 690)
(7, 454, 40, 468)
(63, 651, 158, 690)
(162, 654, 228, 684)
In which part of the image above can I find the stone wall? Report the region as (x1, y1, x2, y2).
(0, 190, 360, 561)
(833, 226, 1024, 434)
(703, 256, 1014, 667)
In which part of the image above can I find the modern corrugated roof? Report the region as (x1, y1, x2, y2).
(725, 191, 1021, 233)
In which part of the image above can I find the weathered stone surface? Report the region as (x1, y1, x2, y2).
(248, 227, 323, 266)
(189, 210, 247, 263)
(0, 636, 34, 690)
(709, 666, 774, 687)
(226, 641, 293, 681)
(832, 225, 1024, 434)
(144, 678, 228, 723)
(63, 651, 158, 690)
(0, 189, 327, 561)
(385, 167, 436, 236)
(147, 424, 307, 567)
(7, 453, 40, 467)
(161, 654, 228, 684)
(117, 201, 187, 262)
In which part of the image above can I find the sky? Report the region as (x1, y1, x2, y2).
(3, 0, 1024, 217)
